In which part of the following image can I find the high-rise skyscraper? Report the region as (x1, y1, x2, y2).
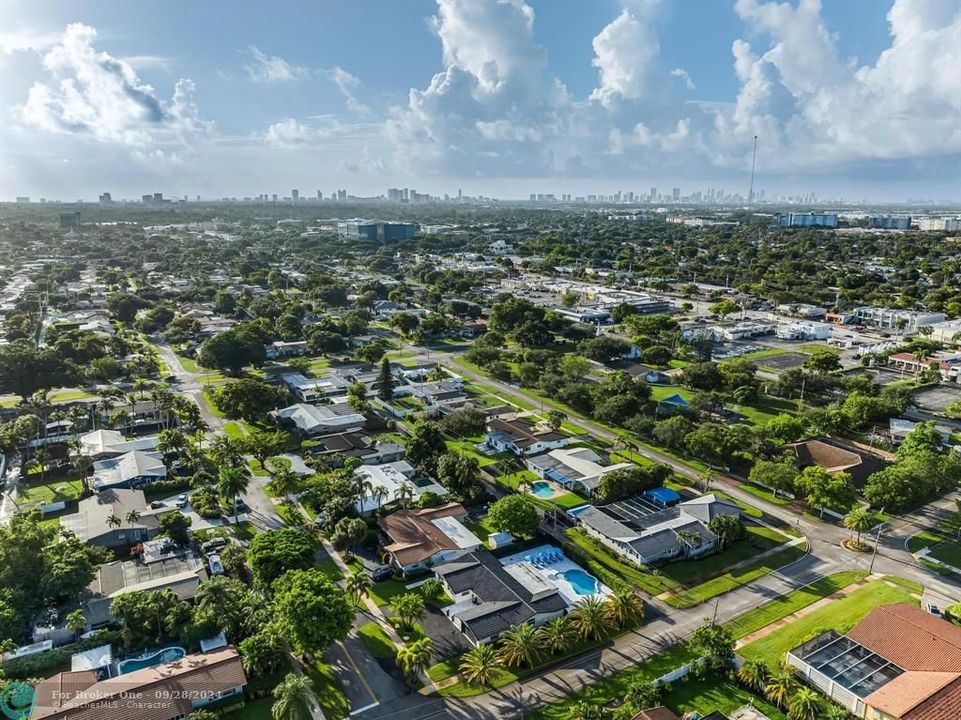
(649, 187, 657, 200)
(672, 187, 680, 201)
(292, 189, 299, 202)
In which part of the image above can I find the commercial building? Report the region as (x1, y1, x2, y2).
(853, 307, 947, 332)
(31, 647, 246, 720)
(867, 215, 911, 230)
(776, 212, 838, 228)
(917, 217, 961, 232)
(928, 319, 961, 343)
(379, 502, 482, 573)
(786, 603, 961, 719)
(337, 219, 419, 242)
(576, 494, 741, 566)
(776, 320, 831, 341)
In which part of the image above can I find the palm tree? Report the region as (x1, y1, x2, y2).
(65, 608, 87, 641)
(345, 573, 372, 607)
(394, 481, 414, 509)
(708, 514, 743, 551)
(823, 705, 850, 720)
(31, 447, 49, 482)
(603, 588, 644, 628)
(396, 637, 433, 680)
(843, 507, 875, 547)
(497, 622, 543, 668)
(372, 485, 389, 510)
(209, 435, 244, 470)
(459, 643, 499, 685)
(538, 616, 572, 655)
(787, 687, 824, 720)
(765, 669, 797, 709)
(737, 659, 770, 693)
(566, 700, 607, 720)
(676, 529, 703, 555)
(125, 510, 141, 527)
(269, 464, 300, 504)
(217, 466, 251, 523)
(271, 673, 314, 720)
(106, 514, 122, 530)
(570, 596, 611, 642)
(352, 472, 374, 508)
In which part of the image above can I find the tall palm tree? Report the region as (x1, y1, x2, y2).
(372, 485, 390, 510)
(394, 481, 414, 509)
(352, 473, 374, 508)
(271, 673, 314, 720)
(106, 514, 122, 529)
(538, 616, 572, 655)
(677, 529, 703, 554)
(125, 510, 141, 527)
(496, 622, 542, 668)
(787, 687, 824, 720)
(209, 435, 245, 469)
(217, 466, 251, 523)
(823, 705, 850, 720)
(737, 659, 770, 693)
(570, 596, 611, 642)
(459, 643, 499, 685)
(345, 573, 372, 607)
(843, 507, 875, 546)
(765, 670, 797, 709)
(396, 637, 433, 680)
(603, 588, 644, 628)
(565, 700, 607, 720)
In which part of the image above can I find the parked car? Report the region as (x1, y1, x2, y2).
(928, 603, 941, 616)
(150, 500, 165, 509)
(370, 565, 394, 582)
(201, 538, 228, 554)
(208, 554, 224, 576)
(175, 494, 188, 508)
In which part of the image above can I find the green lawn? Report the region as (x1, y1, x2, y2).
(17, 474, 85, 506)
(664, 543, 807, 609)
(663, 677, 788, 720)
(738, 481, 793, 506)
(357, 622, 396, 659)
(663, 525, 791, 586)
(49, 388, 96, 403)
(177, 354, 202, 372)
(724, 571, 867, 640)
(306, 660, 350, 720)
(908, 529, 942, 553)
(316, 557, 344, 583)
(739, 580, 918, 668)
(368, 577, 414, 607)
(223, 421, 246, 440)
(224, 697, 271, 720)
(202, 388, 226, 417)
(445, 438, 499, 467)
(929, 540, 961, 568)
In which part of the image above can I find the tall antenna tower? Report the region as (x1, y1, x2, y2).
(748, 135, 758, 204)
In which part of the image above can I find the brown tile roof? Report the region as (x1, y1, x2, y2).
(905, 675, 961, 720)
(847, 604, 961, 672)
(488, 417, 565, 448)
(379, 502, 468, 566)
(785, 437, 887, 487)
(864, 671, 961, 718)
(31, 648, 246, 720)
(631, 708, 680, 720)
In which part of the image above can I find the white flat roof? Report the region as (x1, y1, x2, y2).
(431, 516, 482, 549)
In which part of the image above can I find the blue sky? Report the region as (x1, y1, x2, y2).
(2, 0, 959, 201)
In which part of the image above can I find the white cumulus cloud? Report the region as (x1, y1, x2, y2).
(244, 45, 309, 83)
(16, 23, 211, 148)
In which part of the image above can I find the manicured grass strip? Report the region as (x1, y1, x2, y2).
(223, 421, 246, 440)
(445, 438, 499, 467)
(306, 660, 350, 720)
(367, 577, 413, 608)
(737, 481, 793, 506)
(663, 677, 788, 720)
(16, 476, 85, 505)
(739, 580, 917, 668)
(881, 575, 923, 594)
(723, 571, 867, 640)
(907, 529, 941, 553)
(357, 622, 396, 659)
(316, 557, 344, 583)
(664, 544, 807, 609)
(929, 541, 961, 568)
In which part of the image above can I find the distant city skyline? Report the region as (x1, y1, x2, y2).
(2, 0, 960, 202)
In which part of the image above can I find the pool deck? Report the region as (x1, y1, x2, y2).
(499, 543, 611, 608)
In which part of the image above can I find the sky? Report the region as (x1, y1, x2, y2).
(1, 0, 960, 202)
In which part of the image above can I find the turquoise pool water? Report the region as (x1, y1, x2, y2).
(563, 568, 598, 596)
(117, 647, 185, 674)
(531, 481, 554, 498)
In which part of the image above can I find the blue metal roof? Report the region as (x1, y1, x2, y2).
(644, 486, 682, 505)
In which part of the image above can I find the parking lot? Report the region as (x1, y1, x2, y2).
(911, 384, 961, 412)
(760, 352, 808, 371)
(848, 367, 911, 385)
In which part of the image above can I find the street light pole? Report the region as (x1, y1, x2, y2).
(869, 523, 885, 575)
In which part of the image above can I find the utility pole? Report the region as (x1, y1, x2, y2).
(869, 523, 885, 574)
(748, 135, 758, 204)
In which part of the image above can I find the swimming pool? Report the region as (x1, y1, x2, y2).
(563, 568, 598, 596)
(117, 646, 186, 674)
(531, 481, 554, 498)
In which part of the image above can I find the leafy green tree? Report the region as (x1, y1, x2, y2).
(749, 459, 799, 498)
(689, 620, 734, 670)
(487, 495, 540, 538)
(405, 420, 448, 475)
(273, 569, 354, 655)
(435, 452, 481, 498)
(737, 659, 770, 693)
(157, 512, 192, 546)
(213, 379, 286, 421)
(603, 587, 645, 627)
(110, 589, 192, 647)
(709, 299, 739, 321)
(246, 429, 288, 467)
(796, 467, 856, 516)
(248, 528, 316, 588)
(198, 329, 266, 374)
(239, 627, 288, 679)
(390, 592, 425, 631)
(804, 347, 841, 374)
(377, 357, 395, 401)
(708, 513, 744, 550)
(329, 517, 368, 556)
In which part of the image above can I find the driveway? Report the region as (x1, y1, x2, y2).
(326, 633, 406, 715)
(421, 607, 472, 662)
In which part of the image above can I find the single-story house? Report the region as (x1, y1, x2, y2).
(79, 429, 158, 461)
(379, 502, 482, 574)
(484, 417, 568, 456)
(61, 489, 167, 549)
(271, 402, 366, 436)
(281, 372, 351, 402)
(525, 447, 633, 495)
(786, 603, 961, 719)
(265, 340, 309, 359)
(356, 460, 444, 515)
(30, 647, 247, 720)
(577, 494, 741, 566)
(91, 450, 167, 491)
(785, 437, 889, 488)
(435, 551, 567, 645)
(304, 431, 404, 466)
